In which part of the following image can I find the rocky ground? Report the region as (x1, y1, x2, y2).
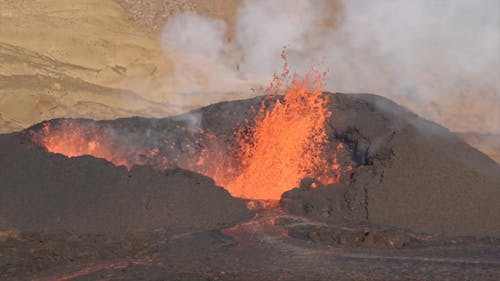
(2, 205, 500, 280)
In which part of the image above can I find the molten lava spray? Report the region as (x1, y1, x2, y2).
(221, 72, 333, 199)
(36, 122, 131, 168)
(32, 121, 167, 170)
(31, 58, 350, 200)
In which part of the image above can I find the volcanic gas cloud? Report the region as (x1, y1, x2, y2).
(30, 57, 353, 200)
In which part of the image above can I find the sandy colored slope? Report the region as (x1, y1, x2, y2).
(114, 0, 243, 35)
(0, 0, 176, 133)
(0, 0, 261, 134)
(0, 0, 263, 134)
(0, 0, 173, 90)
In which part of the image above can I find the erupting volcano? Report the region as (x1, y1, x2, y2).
(2, 1, 500, 280)
(3, 70, 500, 280)
(30, 58, 353, 200)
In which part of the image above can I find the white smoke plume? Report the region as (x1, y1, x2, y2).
(160, 0, 500, 134)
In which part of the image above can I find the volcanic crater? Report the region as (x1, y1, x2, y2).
(19, 89, 500, 236)
(1, 87, 500, 280)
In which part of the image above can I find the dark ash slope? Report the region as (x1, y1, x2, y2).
(283, 93, 500, 237)
(0, 132, 251, 234)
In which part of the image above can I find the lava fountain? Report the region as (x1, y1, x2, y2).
(29, 58, 352, 200)
(221, 71, 334, 199)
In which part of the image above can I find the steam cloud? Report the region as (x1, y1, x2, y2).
(161, 0, 500, 134)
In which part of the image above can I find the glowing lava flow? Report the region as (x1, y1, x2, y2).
(30, 57, 351, 200)
(36, 121, 131, 168)
(32, 121, 165, 170)
(221, 72, 333, 199)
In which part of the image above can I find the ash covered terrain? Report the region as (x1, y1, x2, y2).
(1, 92, 500, 280)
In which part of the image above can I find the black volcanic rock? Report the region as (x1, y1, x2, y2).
(0, 133, 251, 234)
(282, 93, 500, 237)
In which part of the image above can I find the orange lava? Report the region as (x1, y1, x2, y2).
(219, 72, 333, 199)
(30, 55, 351, 200)
(36, 121, 131, 168)
(32, 121, 166, 170)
